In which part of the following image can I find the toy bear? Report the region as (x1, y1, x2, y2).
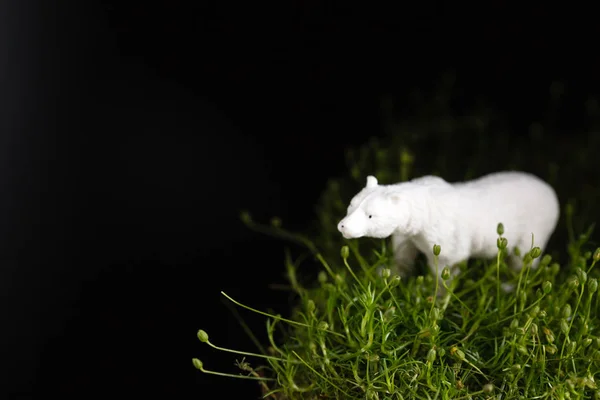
(337, 171, 560, 285)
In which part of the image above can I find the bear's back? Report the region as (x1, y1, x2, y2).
(453, 171, 543, 189)
(448, 171, 559, 252)
(410, 175, 450, 187)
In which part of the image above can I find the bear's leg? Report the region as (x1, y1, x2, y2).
(390, 234, 419, 277)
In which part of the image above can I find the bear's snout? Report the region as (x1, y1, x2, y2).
(338, 217, 363, 239)
(338, 219, 352, 238)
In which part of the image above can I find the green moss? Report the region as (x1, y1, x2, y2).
(193, 75, 600, 399)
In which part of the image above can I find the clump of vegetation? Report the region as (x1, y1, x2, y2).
(194, 217, 600, 399)
(192, 74, 600, 399)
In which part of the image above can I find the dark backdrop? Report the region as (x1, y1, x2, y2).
(1, 1, 598, 398)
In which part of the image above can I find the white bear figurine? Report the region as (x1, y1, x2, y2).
(337, 171, 560, 283)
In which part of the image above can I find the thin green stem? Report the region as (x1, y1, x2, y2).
(205, 339, 293, 364)
(292, 351, 352, 397)
(496, 250, 501, 318)
(343, 256, 365, 292)
(221, 291, 345, 338)
(199, 366, 275, 381)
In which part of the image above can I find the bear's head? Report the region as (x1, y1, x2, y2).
(337, 175, 405, 239)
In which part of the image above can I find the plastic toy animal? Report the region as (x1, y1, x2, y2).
(337, 172, 560, 284)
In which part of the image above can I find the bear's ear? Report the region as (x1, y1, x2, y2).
(366, 175, 378, 188)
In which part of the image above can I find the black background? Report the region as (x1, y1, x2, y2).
(1, 1, 598, 398)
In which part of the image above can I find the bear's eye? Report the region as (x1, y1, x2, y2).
(368, 215, 372, 219)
